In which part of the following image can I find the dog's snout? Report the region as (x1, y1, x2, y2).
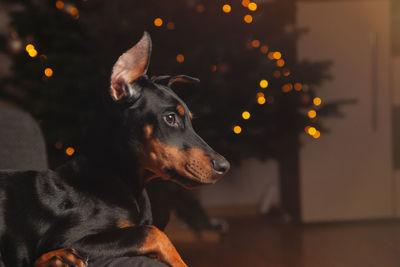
(211, 157, 230, 175)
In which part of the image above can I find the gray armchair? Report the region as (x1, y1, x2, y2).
(0, 102, 47, 170)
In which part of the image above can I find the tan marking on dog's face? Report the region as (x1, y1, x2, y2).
(176, 105, 185, 116)
(143, 125, 153, 139)
(138, 138, 216, 186)
(117, 219, 135, 229)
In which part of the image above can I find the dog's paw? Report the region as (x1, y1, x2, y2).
(34, 248, 88, 267)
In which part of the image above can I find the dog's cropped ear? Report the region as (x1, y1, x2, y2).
(110, 32, 152, 102)
(153, 75, 200, 87)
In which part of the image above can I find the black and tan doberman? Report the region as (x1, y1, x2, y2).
(0, 32, 229, 267)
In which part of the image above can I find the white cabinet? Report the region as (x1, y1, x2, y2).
(297, 0, 393, 222)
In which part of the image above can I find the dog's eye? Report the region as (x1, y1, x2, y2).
(164, 113, 178, 126)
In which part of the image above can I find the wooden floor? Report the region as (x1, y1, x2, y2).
(172, 216, 400, 267)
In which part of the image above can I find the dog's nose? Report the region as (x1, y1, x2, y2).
(211, 157, 230, 175)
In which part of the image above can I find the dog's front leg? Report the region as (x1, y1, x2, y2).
(72, 225, 187, 267)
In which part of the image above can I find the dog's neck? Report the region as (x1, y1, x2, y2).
(62, 109, 151, 193)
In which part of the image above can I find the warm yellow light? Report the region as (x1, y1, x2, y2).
(308, 110, 317, 119)
(276, 59, 285, 67)
(242, 0, 250, 7)
(154, 18, 163, 27)
(25, 44, 35, 52)
(176, 54, 184, 63)
(55, 0, 64, 9)
(44, 68, 53, 77)
(259, 79, 268, 88)
(222, 4, 231, 13)
(294, 83, 302, 91)
(248, 2, 257, 11)
(313, 97, 322, 106)
(242, 111, 251, 120)
(244, 14, 253, 23)
(251, 39, 260, 48)
(28, 49, 38, 57)
(308, 127, 317, 136)
(304, 126, 311, 134)
(256, 92, 264, 98)
(65, 147, 75, 156)
(313, 130, 321, 139)
(233, 125, 242, 134)
(257, 96, 266, 105)
(273, 51, 282, 60)
(69, 7, 78, 16)
(166, 22, 175, 30)
(282, 83, 293, 93)
(260, 45, 268, 54)
(283, 69, 290, 77)
(268, 51, 275, 60)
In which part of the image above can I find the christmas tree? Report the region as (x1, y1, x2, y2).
(1, 0, 337, 220)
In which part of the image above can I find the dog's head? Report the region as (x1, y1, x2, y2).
(109, 32, 229, 188)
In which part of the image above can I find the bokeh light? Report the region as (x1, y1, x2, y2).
(248, 2, 257, 11)
(176, 54, 185, 63)
(65, 147, 75, 156)
(244, 15, 253, 23)
(44, 68, 53, 77)
(259, 79, 268, 88)
(222, 4, 231, 13)
(313, 97, 322, 106)
(257, 96, 266, 105)
(154, 18, 163, 27)
(242, 111, 251, 120)
(251, 39, 260, 48)
(233, 125, 242, 134)
(308, 127, 317, 136)
(308, 110, 317, 119)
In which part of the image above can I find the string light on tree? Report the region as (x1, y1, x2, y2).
(273, 51, 282, 60)
(242, 111, 250, 120)
(55, 1, 64, 10)
(222, 4, 231, 13)
(25, 44, 38, 57)
(307, 127, 317, 136)
(248, 2, 257, 11)
(233, 125, 242, 134)
(244, 14, 253, 23)
(294, 82, 302, 91)
(176, 54, 184, 63)
(276, 59, 285, 67)
(260, 45, 268, 54)
(308, 110, 317, 119)
(242, 0, 250, 7)
(313, 130, 321, 139)
(251, 39, 260, 48)
(257, 96, 266, 105)
(259, 79, 268, 88)
(154, 18, 163, 27)
(313, 97, 322, 106)
(65, 147, 75, 156)
(44, 68, 53, 77)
